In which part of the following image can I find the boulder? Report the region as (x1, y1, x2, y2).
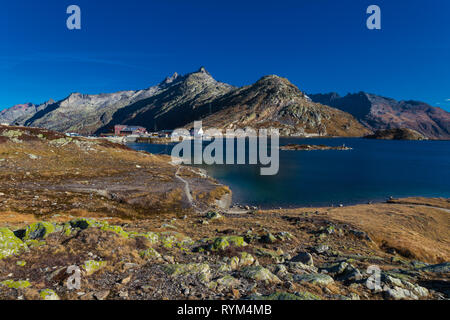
(83, 260, 107, 276)
(0, 227, 27, 259)
(242, 266, 281, 284)
(291, 252, 314, 266)
(139, 248, 162, 260)
(216, 275, 241, 288)
(205, 211, 223, 220)
(0, 279, 31, 289)
(162, 263, 211, 282)
(420, 262, 450, 274)
(23, 222, 56, 240)
(40, 289, 60, 300)
(209, 236, 247, 251)
(260, 233, 277, 244)
(294, 273, 334, 286)
(314, 244, 329, 254)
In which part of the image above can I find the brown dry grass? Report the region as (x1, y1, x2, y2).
(271, 200, 449, 263)
(388, 197, 450, 209)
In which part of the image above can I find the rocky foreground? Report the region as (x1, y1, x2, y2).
(0, 126, 449, 300)
(0, 199, 448, 301)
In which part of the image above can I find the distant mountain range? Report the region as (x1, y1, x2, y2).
(309, 92, 450, 139)
(1, 67, 449, 139)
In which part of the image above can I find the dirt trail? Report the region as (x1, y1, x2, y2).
(174, 166, 194, 206)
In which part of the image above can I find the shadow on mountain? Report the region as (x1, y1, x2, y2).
(95, 84, 231, 134)
(23, 101, 60, 126)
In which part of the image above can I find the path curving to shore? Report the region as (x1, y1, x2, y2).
(173, 165, 194, 207)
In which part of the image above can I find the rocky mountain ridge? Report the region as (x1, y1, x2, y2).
(309, 92, 450, 139)
(3, 68, 449, 138)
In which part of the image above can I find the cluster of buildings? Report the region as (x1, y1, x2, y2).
(114, 125, 148, 136)
(102, 125, 205, 139)
(112, 125, 197, 138)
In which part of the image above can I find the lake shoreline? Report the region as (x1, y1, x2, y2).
(127, 137, 450, 209)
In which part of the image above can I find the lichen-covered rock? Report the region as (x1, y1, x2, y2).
(40, 289, 60, 300)
(229, 256, 240, 270)
(420, 262, 450, 274)
(129, 231, 159, 244)
(23, 222, 56, 240)
(216, 275, 241, 288)
(381, 273, 429, 299)
(69, 218, 99, 230)
(291, 251, 314, 266)
(339, 265, 362, 282)
(384, 286, 419, 300)
(158, 232, 193, 249)
(83, 260, 107, 276)
(100, 224, 129, 238)
(139, 248, 162, 259)
(218, 263, 233, 273)
(255, 247, 290, 263)
(24, 239, 46, 248)
(0, 279, 31, 289)
(242, 266, 281, 283)
(325, 261, 348, 275)
(205, 211, 223, 220)
(275, 231, 293, 242)
(0, 227, 28, 259)
(287, 262, 318, 274)
(314, 244, 329, 254)
(16, 260, 26, 267)
(228, 252, 256, 270)
(274, 264, 289, 276)
(162, 263, 211, 282)
(260, 233, 277, 244)
(293, 273, 334, 286)
(238, 252, 256, 267)
(209, 236, 247, 251)
(246, 291, 321, 300)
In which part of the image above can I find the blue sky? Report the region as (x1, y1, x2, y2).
(1, 0, 449, 110)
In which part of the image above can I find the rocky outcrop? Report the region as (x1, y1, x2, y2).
(280, 144, 353, 151)
(0, 211, 447, 300)
(309, 92, 450, 139)
(365, 128, 427, 140)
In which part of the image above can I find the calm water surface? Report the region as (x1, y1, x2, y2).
(128, 138, 450, 208)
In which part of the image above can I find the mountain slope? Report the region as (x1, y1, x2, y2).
(21, 86, 166, 135)
(0, 103, 38, 124)
(365, 128, 427, 140)
(310, 92, 450, 139)
(96, 67, 235, 133)
(194, 75, 370, 137)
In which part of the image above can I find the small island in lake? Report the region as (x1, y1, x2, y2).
(280, 144, 353, 151)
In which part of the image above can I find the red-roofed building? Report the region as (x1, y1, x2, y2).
(114, 125, 147, 136)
